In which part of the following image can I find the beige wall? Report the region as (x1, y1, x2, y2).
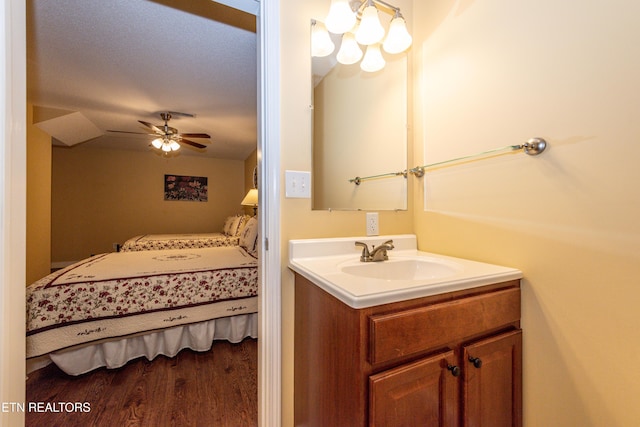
(279, 1, 414, 425)
(50, 147, 246, 264)
(413, 1, 640, 426)
(26, 104, 51, 284)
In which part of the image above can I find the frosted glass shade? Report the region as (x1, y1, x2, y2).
(360, 44, 385, 72)
(355, 4, 385, 45)
(383, 16, 412, 54)
(325, 0, 356, 34)
(168, 140, 181, 151)
(336, 32, 363, 65)
(311, 21, 335, 57)
(151, 138, 163, 149)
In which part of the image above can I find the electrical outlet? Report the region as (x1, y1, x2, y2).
(366, 212, 379, 236)
(285, 170, 311, 198)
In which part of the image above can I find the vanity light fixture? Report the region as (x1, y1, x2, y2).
(356, 0, 385, 45)
(325, 0, 357, 34)
(360, 43, 385, 72)
(336, 31, 363, 64)
(311, 20, 335, 57)
(318, 0, 412, 72)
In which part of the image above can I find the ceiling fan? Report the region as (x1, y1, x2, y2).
(109, 112, 211, 153)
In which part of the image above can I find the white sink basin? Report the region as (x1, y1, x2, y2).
(289, 235, 522, 308)
(340, 258, 462, 281)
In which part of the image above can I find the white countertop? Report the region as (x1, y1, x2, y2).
(289, 235, 523, 309)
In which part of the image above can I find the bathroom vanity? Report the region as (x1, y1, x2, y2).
(290, 235, 523, 427)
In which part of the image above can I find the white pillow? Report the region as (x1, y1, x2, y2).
(235, 215, 252, 236)
(239, 217, 258, 256)
(228, 215, 243, 236)
(222, 216, 235, 235)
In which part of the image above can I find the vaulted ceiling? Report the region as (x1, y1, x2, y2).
(27, 0, 257, 159)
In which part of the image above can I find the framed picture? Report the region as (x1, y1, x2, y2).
(164, 175, 208, 202)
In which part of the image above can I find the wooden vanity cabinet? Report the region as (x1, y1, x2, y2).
(294, 274, 522, 427)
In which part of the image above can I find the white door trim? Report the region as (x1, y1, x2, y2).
(257, 0, 282, 426)
(1, 0, 27, 426)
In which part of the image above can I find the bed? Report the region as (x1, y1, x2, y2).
(26, 219, 259, 376)
(120, 214, 252, 252)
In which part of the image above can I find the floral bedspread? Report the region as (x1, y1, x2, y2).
(120, 233, 239, 252)
(26, 246, 257, 356)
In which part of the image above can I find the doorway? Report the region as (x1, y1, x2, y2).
(1, 0, 282, 425)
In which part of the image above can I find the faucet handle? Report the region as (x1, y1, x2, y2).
(354, 241, 371, 262)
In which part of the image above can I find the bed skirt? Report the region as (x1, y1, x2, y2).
(27, 313, 257, 376)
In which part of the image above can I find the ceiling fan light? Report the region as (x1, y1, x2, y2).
(151, 138, 163, 149)
(356, 2, 385, 45)
(161, 142, 172, 152)
(383, 14, 412, 54)
(169, 140, 181, 151)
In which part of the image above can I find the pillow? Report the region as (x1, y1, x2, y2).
(229, 215, 244, 236)
(222, 216, 235, 235)
(223, 215, 244, 236)
(235, 215, 252, 237)
(239, 216, 258, 256)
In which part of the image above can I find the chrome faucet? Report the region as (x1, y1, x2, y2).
(354, 241, 371, 262)
(355, 240, 394, 262)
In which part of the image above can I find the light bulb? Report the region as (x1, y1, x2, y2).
(169, 140, 181, 151)
(311, 20, 335, 57)
(360, 43, 385, 72)
(336, 32, 363, 65)
(355, 2, 385, 45)
(383, 14, 412, 54)
(151, 138, 163, 149)
(161, 142, 172, 152)
(325, 0, 356, 34)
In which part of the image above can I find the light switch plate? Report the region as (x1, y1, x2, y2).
(285, 170, 311, 198)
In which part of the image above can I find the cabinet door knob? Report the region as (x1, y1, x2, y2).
(468, 356, 483, 369)
(447, 364, 460, 377)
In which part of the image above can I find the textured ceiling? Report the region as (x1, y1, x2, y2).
(27, 0, 257, 159)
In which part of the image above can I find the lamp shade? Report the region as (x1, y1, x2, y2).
(311, 20, 335, 57)
(355, 3, 385, 45)
(241, 188, 259, 207)
(336, 32, 363, 65)
(383, 15, 412, 54)
(360, 44, 385, 72)
(325, 0, 356, 34)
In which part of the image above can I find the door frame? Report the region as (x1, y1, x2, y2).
(256, 0, 282, 425)
(0, 0, 282, 425)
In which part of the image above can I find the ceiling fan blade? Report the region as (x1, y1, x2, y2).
(180, 139, 207, 149)
(180, 133, 211, 139)
(107, 130, 156, 136)
(138, 120, 164, 134)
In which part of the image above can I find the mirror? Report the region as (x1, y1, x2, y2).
(311, 25, 408, 211)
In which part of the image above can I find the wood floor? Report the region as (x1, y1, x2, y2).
(25, 338, 257, 427)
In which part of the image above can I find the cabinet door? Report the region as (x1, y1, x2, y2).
(463, 329, 522, 427)
(369, 350, 459, 427)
